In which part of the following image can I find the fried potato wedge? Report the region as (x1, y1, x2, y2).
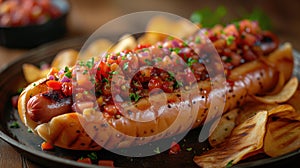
(208, 108, 239, 147)
(252, 77, 298, 104)
(194, 111, 267, 168)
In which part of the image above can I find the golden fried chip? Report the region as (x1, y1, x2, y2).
(252, 77, 298, 104)
(287, 89, 300, 114)
(264, 119, 300, 157)
(194, 111, 268, 168)
(209, 108, 239, 147)
(236, 101, 278, 125)
(81, 39, 113, 61)
(268, 104, 300, 121)
(22, 64, 43, 83)
(110, 34, 137, 53)
(138, 16, 198, 44)
(51, 49, 78, 70)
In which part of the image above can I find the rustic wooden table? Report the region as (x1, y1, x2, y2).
(0, 0, 300, 167)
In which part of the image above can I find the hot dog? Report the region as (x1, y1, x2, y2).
(18, 20, 294, 150)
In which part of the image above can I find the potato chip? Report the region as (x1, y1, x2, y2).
(209, 108, 239, 147)
(252, 77, 298, 104)
(268, 104, 300, 121)
(236, 101, 278, 125)
(110, 34, 137, 53)
(138, 16, 198, 44)
(22, 64, 43, 83)
(81, 38, 113, 61)
(51, 49, 78, 70)
(264, 119, 300, 157)
(287, 89, 300, 114)
(194, 111, 268, 168)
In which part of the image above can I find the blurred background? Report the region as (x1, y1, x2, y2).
(0, 0, 300, 66)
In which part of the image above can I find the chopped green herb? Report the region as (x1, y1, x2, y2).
(123, 62, 129, 71)
(83, 69, 88, 75)
(9, 121, 20, 128)
(224, 57, 232, 63)
(169, 47, 181, 54)
(158, 45, 163, 49)
(33, 83, 36, 86)
(154, 57, 162, 63)
(225, 160, 234, 168)
(167, 36, 174, 40)
(174, 81, 183, 88)
(144, 59, 153, 66)
(183, 41, 189, 47)
(186, 147, 193, 152)
(226, 35, 235, 45)
(64, 67, 72, 78)
(102, 78, 109, 83)
(129, 93, 141, 102)
(27, 128, 33, 133)
(187, 57, 197, 67)
(153, 147, 160, 154)
(87, 152, 98, 161)
(86, 57, 94, 69)
(195, 36, 201, 44)
(17, 88, 24, 94)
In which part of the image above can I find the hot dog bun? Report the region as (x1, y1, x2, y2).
(18, 43, 294, 150)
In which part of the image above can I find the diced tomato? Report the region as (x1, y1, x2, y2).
(46, 80, 62, 90)
(169, 141, 181, 154)
(98, 160, 114, 167)
(148, 77, 163, 91)
(77, 157, 92, 164)
(61, 82, 72, 96)
(41, 141, 54, 151)
(134, 44, 151, 51)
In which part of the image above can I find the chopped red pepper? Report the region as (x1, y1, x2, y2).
(169, 141, 181, 154)
(77, 157, 92, 164)
(46, 80, 62, 90)
(41, 141, 54, 151)
(98, 160, 114, 167)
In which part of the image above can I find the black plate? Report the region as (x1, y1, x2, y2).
(1, 38, 300, 168)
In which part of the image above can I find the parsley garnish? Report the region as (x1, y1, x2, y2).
(9, 121, 20, 128)
(224, 57, 232, 63)
(87, 152, 98, 161)
(186, 147, 193, 151)
(144, 59, 153, 66)
(169, 47, 181, 54)
(225, 160, 234, 168)
(129, 93, 141, 102)
(153, 147, 160, 154)
(86, 57, 94, 69)
(123, 62, 129, 71)
(102, 78, 109, 83)
(226, 35, 235, 45)
(187, 57, 197, 67)
(64, 66, 72, 78)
